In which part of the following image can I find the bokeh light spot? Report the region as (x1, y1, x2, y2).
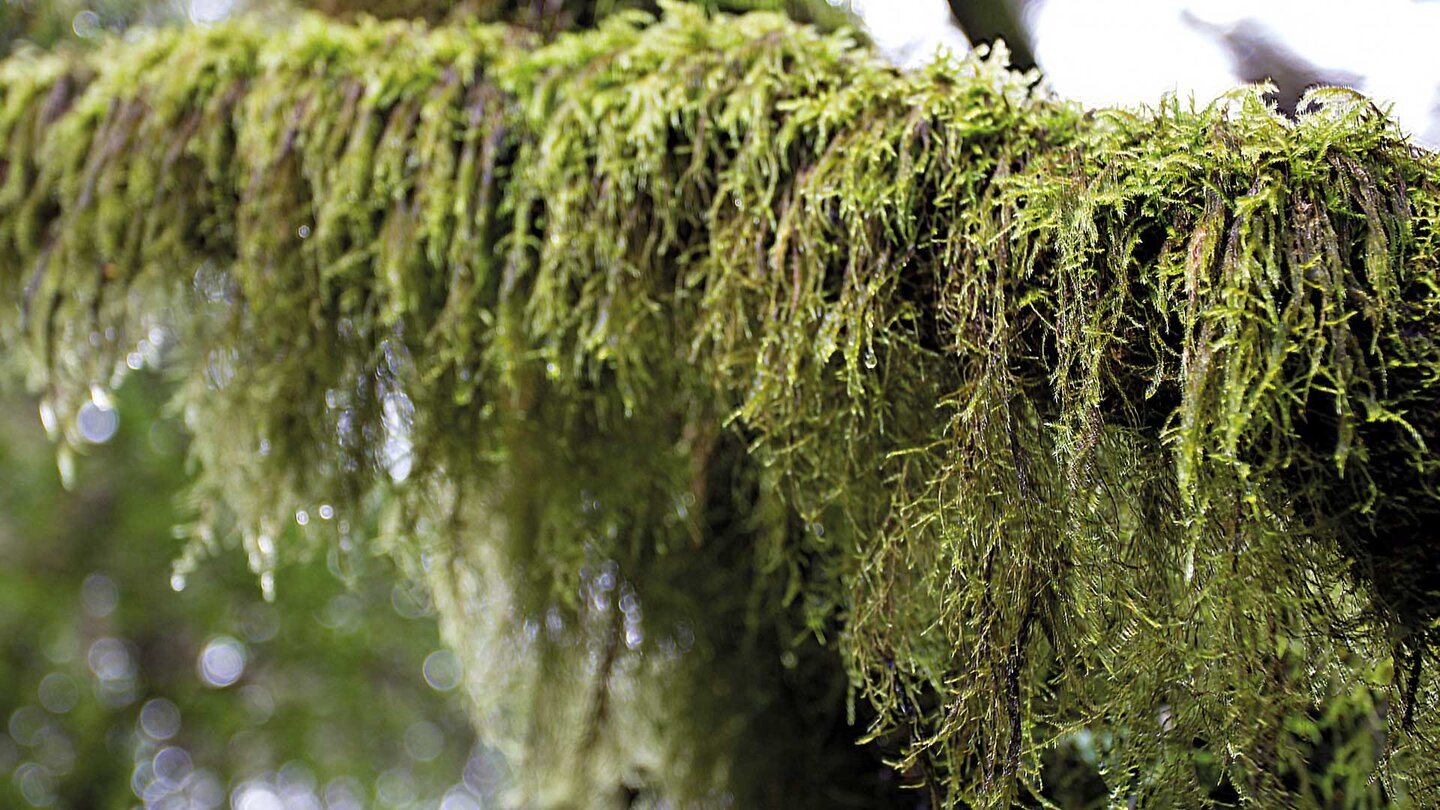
(139, 698, 181, 741)
(77, 400, 119, 444)
(422, 650, 461, 692)
(197, 637, 246, 688)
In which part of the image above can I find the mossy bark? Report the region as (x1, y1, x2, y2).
(2, 6, 1438, 807)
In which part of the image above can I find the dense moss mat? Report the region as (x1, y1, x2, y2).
(3, 6, 1439, 806)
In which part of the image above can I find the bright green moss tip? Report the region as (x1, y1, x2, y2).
(3, 5, 1439, 807)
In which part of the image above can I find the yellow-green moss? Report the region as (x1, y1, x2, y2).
(2, 5, 1438, 807)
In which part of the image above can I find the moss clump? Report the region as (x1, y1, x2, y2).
(2, 6, 1438, 807)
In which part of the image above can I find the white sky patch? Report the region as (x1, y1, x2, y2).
(845, 0, 971, 68)
(1029, 0, 1440, 146)
(1031, 1, 1237, 107)
(189, 0, 235, 26)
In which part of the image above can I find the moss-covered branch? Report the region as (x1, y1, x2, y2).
(2, 6, 1438, 806)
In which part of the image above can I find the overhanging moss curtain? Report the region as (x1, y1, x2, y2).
(2, 6, 1437, 806)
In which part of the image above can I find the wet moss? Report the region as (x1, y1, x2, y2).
(2, 5, 1438, 807)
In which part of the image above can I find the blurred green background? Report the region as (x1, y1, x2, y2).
(0, 4, 493, 809)
(0, 11, 474, 804)
(1, 375, 490, 810)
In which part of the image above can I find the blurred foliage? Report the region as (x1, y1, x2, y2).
(300, 0, 850, 30)
(0, 374, 480, 809)
(1, 5, 479, 807)
(1, 0, 180, 54)
(0, 0, 850, 57)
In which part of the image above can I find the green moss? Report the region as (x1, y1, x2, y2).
(2, 5, 1438, 807)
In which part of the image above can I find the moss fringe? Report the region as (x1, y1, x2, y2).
(3, 6, 1439, 806)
